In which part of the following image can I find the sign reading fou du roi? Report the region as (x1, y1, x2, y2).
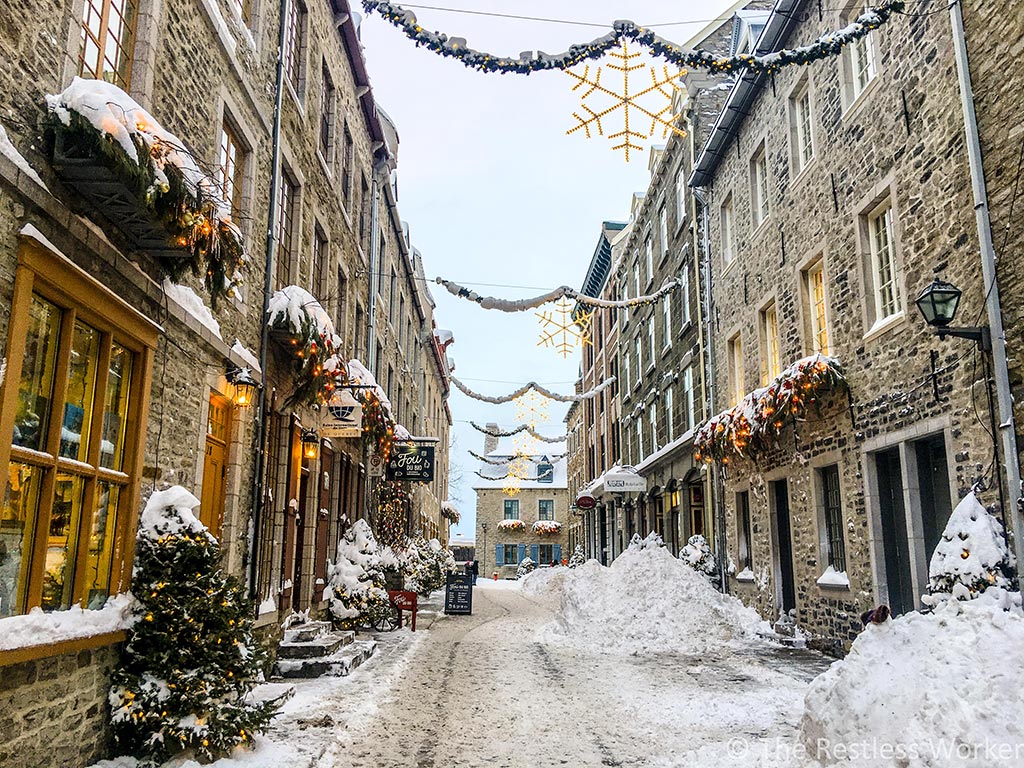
(386, 443, 436, 482)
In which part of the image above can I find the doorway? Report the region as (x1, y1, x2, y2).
(771, 480, 797, 615)
(199, 394, 230, 541)
(313, 444, 333, 603)
(916, 435, 952, 561)
(875, 448, 914, 616)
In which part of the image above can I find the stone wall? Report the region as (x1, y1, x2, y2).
(0, 643, 121, 768)
(476, 487, 571, 578)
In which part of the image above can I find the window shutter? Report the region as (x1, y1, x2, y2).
(554, 545, 562, 562)
(495, 544, 504, 565)
(530, 544, 539, 563)
(518, 543, 527, 563)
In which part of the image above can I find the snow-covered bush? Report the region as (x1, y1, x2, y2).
(680, 534, 717, 583)
(629, 531, 664, 551)
(324, 520, 392, 629)
(924, 491, 1015, 606)
(404, 536, 457, 596)
(568, 544, 587, 568)
(516, 557, 537, 579)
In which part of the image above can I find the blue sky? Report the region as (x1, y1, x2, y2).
(359, 0, 738, 540)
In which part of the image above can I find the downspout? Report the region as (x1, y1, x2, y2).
(247, 0, 290, 597)
(693, 186, 728, 593)
(949, 1, 1024, 573)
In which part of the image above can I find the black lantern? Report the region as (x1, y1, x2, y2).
(300, 428, 320, 460)
(915, 278, 963, 328)
(227, 366, 259, 407)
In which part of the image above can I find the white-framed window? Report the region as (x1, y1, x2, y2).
(760, 303, 781, 384)
(662, 295, 671, 348)
(868, 203, 900, 322)
(805, 260, 829, 354)
(538, 499, 555, 520)
(665, 385, 674, 441)
(721, 195, 735, 265)
(647, 317, 655, 369)
(634, 266, 641, 306)
(791, 85, 813, 174)
(849, 10, 877, 100)
(680, 263, 691, 327)
(728, 334, 744, 405)
(645, 239, 653, 285)
(649, 407, 658, 451)
(503, 499, 520, 519)
(635, 335, 643, 384)
(751, 146, 770, 229)
(637, 416, 644, 459)
(683, 366, 695, 431)
(623, 346, 631, 391)
(659, 208, 668, 258)
(676, 167, 687, 226)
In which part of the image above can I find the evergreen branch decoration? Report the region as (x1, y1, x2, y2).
(362, 1, 904, 76)
(436, 276, 681, 312)
(468, 421, 566, 443)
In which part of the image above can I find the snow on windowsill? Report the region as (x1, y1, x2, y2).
(816, 566, 850, 588)
(862, 311, 905, 343)
(0, 594, 136, 652)
(231, 339, 261, 373)
(735, 567, 755, 583)
(163, 279, 222, 339)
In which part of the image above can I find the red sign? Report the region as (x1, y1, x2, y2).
(388, 590, 419, 631)
(576, 494, 597, 510)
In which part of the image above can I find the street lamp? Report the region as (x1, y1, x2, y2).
(226, 366, 259, 407)
(300, 428, 320, 460)
(915, 278, 990, 350)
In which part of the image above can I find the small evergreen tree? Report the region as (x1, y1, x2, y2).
(516, 557, 537, 579)
(109, 487, 280, 766)
(325, 519, 393, 628)
(404, 536, 453, 595)
(927, 491, 1015, 602)
(680, 534, 718, 583)
(568, 544, 587, 568)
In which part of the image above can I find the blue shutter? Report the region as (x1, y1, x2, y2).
(530, 544, 539, 563)
(495, 544, 504, 565)
(518, 543, 527, 563)
(553, 545, 562, 562)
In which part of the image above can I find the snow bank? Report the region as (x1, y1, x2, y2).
(0, 594, 135, 651)
(801, 589, 1024, 767)
(539, 543, 771, 655)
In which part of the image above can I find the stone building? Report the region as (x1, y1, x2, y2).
(473, 426, 569, 578)
(690, 0, 1006, 652)
(563, 391, 584, 552)
(0, 1, 451, 765)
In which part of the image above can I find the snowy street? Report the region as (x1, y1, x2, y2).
(239, 575, 831, 768)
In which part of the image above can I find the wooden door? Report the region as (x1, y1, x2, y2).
(200, 394, 230, 541)
(772, 480, 797, 615)
(313, 444, 333, 602)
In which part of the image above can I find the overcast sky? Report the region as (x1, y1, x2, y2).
(359, 0, 739, 540)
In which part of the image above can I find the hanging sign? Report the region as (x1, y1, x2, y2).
(321, 389, 363, 438)
(575, 494, 597, 510)
(386, 443, 435, 482)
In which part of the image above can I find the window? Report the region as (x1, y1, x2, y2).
(647, 317, 655, 369)
(538, 500, 554, 520)
(680, 263, 691, 327)
(503, 499, 520, 519)
(537, 462, 554, 483)
(623, 349, 631, 392)
(791, 86, 814, 174)
(79, 0, 138, 90)
(341, 125, 354, 204)
(335, 269, 348, 333)
(728, 334, 744, 405)
(311, 227, 327, 300)
(820, 465, 847, 571)
(665, 386, 674, 441)
(849, 8, 877, 99)
(649, 407, 658, 451)
(284, 0, 306, 95)
(683, 366, 695, 432)
(736, 491, 753, 570)
(359, 175, 369, 244)
(805, 261, 829, 354)
(676, 167, 687, 226)
(319, 64, 336, 162)
(538, 544, 554, 564)
(662, 296, 671, 348)
(637, 416, 644, 458)
(633, 267, 641, 309)
(275, 170, 297, 288)
(751, 147, 770, 229)
(501, 544, 518, 564)
(388, 267, 397, 319)
(721, 195, 735, 265)
(634, 336, 642, 385)
(659, 208, 668, 258)
(398, 296, 406, 347)
(867, 203, 900, 323)
(0, 241, 156, 616)
(217, 121, 246, 220)
(645, 239, 653, 285)
(760, 303, 781, 384)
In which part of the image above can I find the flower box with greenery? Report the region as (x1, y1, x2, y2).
(532, 520, 562, 535)
(497, 519, 526, 532)
(440, 501, 460, 524)
(44, 78, 246, 307)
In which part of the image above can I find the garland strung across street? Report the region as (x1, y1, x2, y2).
(469, 421, 566, 444)
(468, 450, 564, 465)
(436, 276, 680, 311)
(694, 354, 846, 464)
(361, 1, 903, 76)
(453, 376, 614, 403)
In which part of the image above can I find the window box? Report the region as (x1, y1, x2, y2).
(497, 519, 526, 532)
(533, 520, 562, 536)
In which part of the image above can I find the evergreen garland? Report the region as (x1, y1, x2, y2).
(376, 480, 409, 549)
(361, 390, 397, 461)
(268, 308, 347, 408)
(109, 488, 282, 766)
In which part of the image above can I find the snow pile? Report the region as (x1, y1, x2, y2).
(497, 519, 526, 532)
(324, 520, 392, 627)
(138, 486, 212, 542)
(0, 593, 136, 651)
(532, 520, 562, 535)
(801, 590, 1024, 766)
(163, 279, 222, 339)
(541, 542, 771, 655)
(680, 534, 717, 582)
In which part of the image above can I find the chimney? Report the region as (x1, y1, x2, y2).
(484, 422, 500, 455)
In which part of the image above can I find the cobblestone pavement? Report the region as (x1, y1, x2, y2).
(253, 582, 834, 768)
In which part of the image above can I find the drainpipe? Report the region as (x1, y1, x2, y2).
(247, 0, 290, 597)
(693, 186, 728, 593)
(949, 2, 1024, 573)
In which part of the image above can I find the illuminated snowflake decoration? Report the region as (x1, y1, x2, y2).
(536, 298, 592, 358)
(514, 390, 550, 430)
(501, 479, 522, 497)
(510, 431, 534, 460)
(508, 455, 533, 480)
(566, 42, 687, 161)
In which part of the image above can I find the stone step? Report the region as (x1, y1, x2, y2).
(282, 621, 333, 644)
(277, 631, 354, 659)
(275, 639, 378, 679)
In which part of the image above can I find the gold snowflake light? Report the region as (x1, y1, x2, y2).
(514, 390, 550, 430)
(501, 479, 522, 497)
(536, 298, 592, 358)
(566, 42, 687, 161)
(508, 455, 532, 480)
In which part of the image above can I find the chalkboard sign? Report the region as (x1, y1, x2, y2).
(444, 573, 473, 615)
(386, 444, 436, 482)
